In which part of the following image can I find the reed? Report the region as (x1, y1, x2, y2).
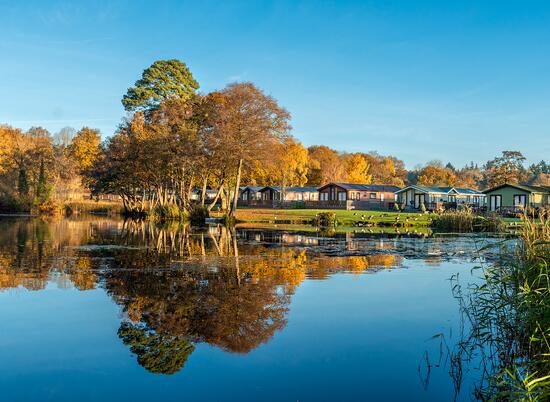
(64, 199, 124, 216)
(456, 212, 550, 399)
(431, 208, 505, 232)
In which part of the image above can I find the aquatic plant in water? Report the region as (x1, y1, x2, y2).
(451, 212, 550, 400)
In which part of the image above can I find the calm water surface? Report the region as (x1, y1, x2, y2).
(0, 217, 501, 401)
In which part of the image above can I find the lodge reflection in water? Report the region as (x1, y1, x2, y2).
(2, 217, 475, 375)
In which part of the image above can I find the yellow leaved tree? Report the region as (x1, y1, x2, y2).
(68, 127, 101, 172)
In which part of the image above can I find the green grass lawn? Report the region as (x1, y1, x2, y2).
(235, 221, 433, 235)
(221, 208, 432, 226)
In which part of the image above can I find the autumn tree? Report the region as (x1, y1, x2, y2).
(416, 164, 457, 186)
(530, 173, 550, 186)
(122, 59, 199, 112)
(0, 125, 59, 211)
(360, 153, 406, 186)
(344, 153, 371, 184)
(0, 125, 26, 208)
(204, 83, 291, 216)
(454, 163, 483, 189)
(306, 145, 346, 185)
(68, 127, 101, 172)
(273, 137, 309, 191)
(484, 150, 527, 187)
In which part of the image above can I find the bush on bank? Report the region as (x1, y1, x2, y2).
(313, 212, 337, 227)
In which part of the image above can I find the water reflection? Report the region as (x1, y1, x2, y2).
(0, 217, 498, 377)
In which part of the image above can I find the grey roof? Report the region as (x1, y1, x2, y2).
(396, 185, 484, 195)
(242, 186, 264, 192)
(318, 183, 402, 192)
(452, 187, 484, 195)
(483, 183, 550, 194)
(259, 186, 318, 193)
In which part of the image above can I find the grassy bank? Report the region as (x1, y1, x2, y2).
(221, 208, 432, 227)
(235, 222, 433, 236)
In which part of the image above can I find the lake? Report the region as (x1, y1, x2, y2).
(0, 216, 502, 401)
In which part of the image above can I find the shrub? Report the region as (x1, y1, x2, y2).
(189, 204, 209, 226)
(0, 193, 30, 213)
(32, 197, 58, 216)
(150, 204, 186, 221)
(313, 212, 336, 227)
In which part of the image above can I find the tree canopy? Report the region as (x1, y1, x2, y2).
(122, 59, 199, 112)
(484, 150, 527, 187)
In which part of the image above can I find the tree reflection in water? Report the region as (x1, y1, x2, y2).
(0, 217, 413, 375)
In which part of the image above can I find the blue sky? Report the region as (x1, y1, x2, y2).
(1, 0, 549, 168)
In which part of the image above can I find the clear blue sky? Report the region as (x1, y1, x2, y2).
(1, 0, 549, 168)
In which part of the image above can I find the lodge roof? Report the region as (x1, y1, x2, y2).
(242, 186, 264, 192)
(317, 183, 402, 192)
(259, 186, 319, 193)
(482, 183, 550, 194)
(395, 185, 484, 195)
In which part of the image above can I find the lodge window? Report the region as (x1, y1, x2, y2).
(513, 194, 527, 208)
(369, 193, 376, 199)
(489, 195, 502, 211)
(338, 192, 347, 201)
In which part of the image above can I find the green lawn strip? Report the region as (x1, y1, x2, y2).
(235, 222, 432, 235)
(227, 208, 431, 227)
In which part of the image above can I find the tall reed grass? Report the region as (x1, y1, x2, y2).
(431, 208, 505, 232)
(455, 212, 550, 399)
(64, 199, 124, 216)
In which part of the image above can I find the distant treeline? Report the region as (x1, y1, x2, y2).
(1, 59, 548, 216)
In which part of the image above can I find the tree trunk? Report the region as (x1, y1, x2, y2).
(207, 182, 225, 212)
(230, 159, 243, 217)
(186, 177, 194, 210)
(200, 174, 209, 206)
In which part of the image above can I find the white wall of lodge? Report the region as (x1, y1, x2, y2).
(398, 188, 485, 208)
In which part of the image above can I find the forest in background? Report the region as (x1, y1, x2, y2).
(0, 59, 549, 216)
